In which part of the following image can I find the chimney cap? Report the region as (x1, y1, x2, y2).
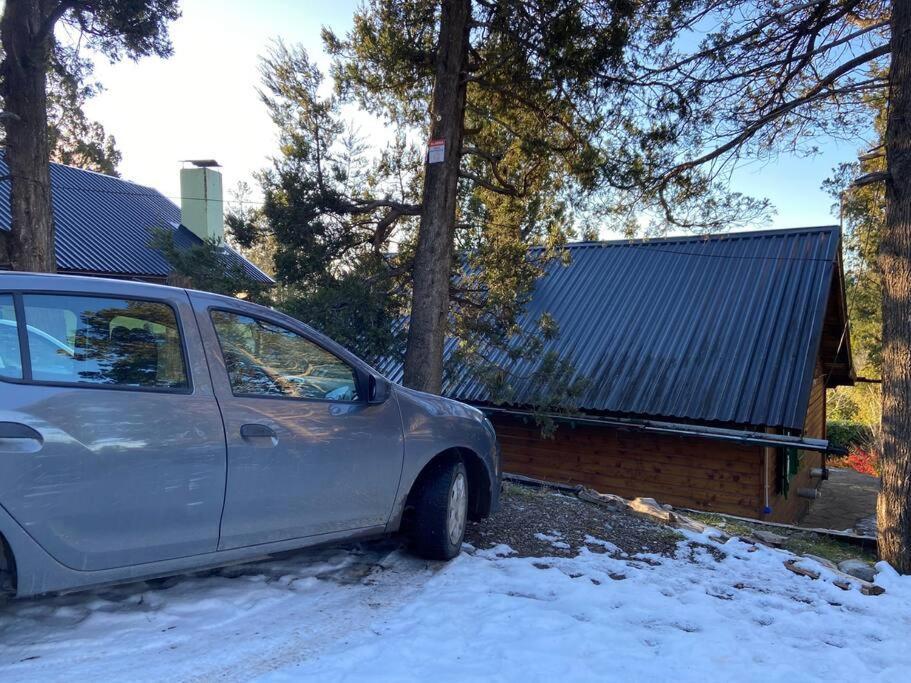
(181, 159, 221, 168)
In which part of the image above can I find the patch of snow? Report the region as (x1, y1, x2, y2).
(583, 535, 621, 554)
(534, 531, 570, 550)
(1, 534, 909, 682)
(266, 534, 911, 682)
(0, 540, 434, 682)
(475, 544, 516, 559)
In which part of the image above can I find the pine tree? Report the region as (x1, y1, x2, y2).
(1, 45, 123, 176)
(1, 0, 179, 272)
(236, 1, 643, 401)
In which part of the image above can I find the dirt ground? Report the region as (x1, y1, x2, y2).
(465, 483, 683, 559)
(799, 467, 879, 536)
(467, 482, 876, 568)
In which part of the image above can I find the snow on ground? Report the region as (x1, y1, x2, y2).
(0, 540, 436, 682)
(266, 533, 911, 683)
(1, 530, 910, 682)
(533, 531, 571, 550)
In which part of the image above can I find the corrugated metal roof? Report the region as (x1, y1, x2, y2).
(378, 226, 849, 432)
(0, 152, 272, 284)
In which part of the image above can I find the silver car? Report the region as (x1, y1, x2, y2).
(0, 273, 500, 598)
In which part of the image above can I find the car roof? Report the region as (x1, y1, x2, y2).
(0, 271, 242, 307)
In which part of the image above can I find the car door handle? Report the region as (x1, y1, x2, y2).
(240, 424, 276, 439)
(0, 422, 44, 452)
(0, 422, 43, 440)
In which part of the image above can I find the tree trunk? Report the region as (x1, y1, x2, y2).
(1, 0, 56, 273)
(402, 0, 471, 393)
(877, 0, 911, 573)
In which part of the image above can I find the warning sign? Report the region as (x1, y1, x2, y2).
(427, 138, 445, 164)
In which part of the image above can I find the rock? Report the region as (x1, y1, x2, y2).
(578, 488, 628, 511)
(752, 530, 787, 547)
(838, 559, 877, 583)
(861, 584, 886, 596)
(576, 487, 724, 538)
(629, 497, 674, 523)
(783, 559, 820, 580)
(804, 554, 838, 571)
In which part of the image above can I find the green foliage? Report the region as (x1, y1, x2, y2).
(2, 0, 180, 170)
(0, 45, 122, 175)
(594, 1, 888, 231)
(824, 72, 886, 372)
(821, 68, 886, 431)
(828, 380, 882, 428)
(827, 420, 876, 451)
(60, 1, 181, 62)
(235, 2, 666, 418)
(279, 257, 409, 365)
(46, 48, 122, 174)
(827, 389, 861, 423)
(223, 182, 277, 278)
(148, 229, 271, 304)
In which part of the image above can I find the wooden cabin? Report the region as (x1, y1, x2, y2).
(380, 226, 854, 523)
(0, 152, 272, 286)
(491, 360, 830, 523)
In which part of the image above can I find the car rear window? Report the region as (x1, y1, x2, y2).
(0, 294, 23, 380)
(21, 294, 189, 390)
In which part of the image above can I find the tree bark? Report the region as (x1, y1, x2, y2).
(877, 0, 911, 573)
(1, 0, 56, 273)
(402, 0, 472, 393)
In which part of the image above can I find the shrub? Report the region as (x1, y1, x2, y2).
(827, 420, 874, 450)
(829, 447, 880, 477)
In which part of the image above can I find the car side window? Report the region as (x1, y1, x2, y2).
(21, 294, 189, 390)
(0, 294, 23, 379)
(210, 310, 360, 402)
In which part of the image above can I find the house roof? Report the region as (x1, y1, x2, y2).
(378, 226, 854, 433)
(0, 151, 272, 284)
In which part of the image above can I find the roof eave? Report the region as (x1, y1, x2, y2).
(482, 405, 846, 454)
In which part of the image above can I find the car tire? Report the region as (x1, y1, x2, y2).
(411, 459, 469, 560)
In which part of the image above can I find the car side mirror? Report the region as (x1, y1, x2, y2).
(364, 373, 390, 404)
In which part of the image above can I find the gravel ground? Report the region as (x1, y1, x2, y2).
(465, 483, 684, 560)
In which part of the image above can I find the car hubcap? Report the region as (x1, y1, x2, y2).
(447, 471, 468, 546)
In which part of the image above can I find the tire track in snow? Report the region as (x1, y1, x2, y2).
(0, 540, 441, 683)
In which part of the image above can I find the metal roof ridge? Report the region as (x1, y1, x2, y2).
(554, 225, 841, 250)
(0, 148, 160, 194)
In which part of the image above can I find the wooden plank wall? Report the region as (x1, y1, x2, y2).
(804, 363, 827, 439)
(493, 415, 764, 518)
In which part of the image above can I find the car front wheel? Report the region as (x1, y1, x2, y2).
(411, 459, 469, 560)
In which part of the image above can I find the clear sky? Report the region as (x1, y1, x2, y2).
(81, 0, 865, 234)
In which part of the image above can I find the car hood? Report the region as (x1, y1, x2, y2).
(391, 383, 488, 423)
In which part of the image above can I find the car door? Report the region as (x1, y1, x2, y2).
(0, 289, 226, 571)
(190, 294, 405, 550)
